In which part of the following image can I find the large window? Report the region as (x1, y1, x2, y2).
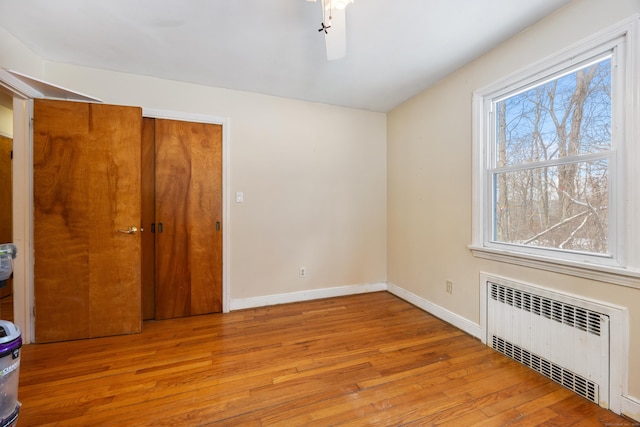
(471, 17, 640, 285)
(494, 56, 611, 255)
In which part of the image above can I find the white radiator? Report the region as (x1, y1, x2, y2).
(481, 274, 615, 409)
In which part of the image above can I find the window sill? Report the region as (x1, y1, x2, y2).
(468, 245, 640, 289)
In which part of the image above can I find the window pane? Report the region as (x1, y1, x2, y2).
(495, 58, 611, 168)
(494, 160, 608, 254)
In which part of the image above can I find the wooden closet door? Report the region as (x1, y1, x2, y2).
(141, 118, 156, 320)
(0, 136, 11, 246)
(0, 136, 12, 302)
(33, 99, 142, 342)
(154, 119, 222, 319)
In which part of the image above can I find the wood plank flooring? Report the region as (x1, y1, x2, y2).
(18, 292, 633, 426)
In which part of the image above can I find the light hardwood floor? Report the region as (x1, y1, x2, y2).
(18, 292, 634, 426)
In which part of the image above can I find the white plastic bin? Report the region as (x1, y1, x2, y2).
(0, 244, 17, 283)
(0, 320, 20, 427)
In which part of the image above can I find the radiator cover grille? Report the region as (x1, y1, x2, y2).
(492, 335, 598, 403)
(485, 279, 610, 408)
(489, 282, 602, 336)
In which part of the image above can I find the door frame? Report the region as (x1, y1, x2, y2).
(143, 108, 230, 314)
(9, 95, 33, 343)
(1, 69, 104, 343)
(0, 73, 34, 342)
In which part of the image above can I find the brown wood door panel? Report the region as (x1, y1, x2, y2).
(154, 119, 222, 320)
(34, 100, 91, 341)
(0, 135, 12, 245)
(141, 118, 156, 320)
(0, 135, 13, 300)
(87, 103, 142, 337)
(155, 120, 191, 319)
(33, 99, 142, 342)
(189, 123, 223, 315)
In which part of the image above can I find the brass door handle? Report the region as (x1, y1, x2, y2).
(117, 226, 138, 234)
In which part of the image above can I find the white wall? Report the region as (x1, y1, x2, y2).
(0, 26, 44, 78)
(0, 92, 11, 137)
(41, 62, 388, 304)
(387, 0, 640, 415)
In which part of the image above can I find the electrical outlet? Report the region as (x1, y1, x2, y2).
(446, 280, 454, 294)
(299, 267, 307, 278)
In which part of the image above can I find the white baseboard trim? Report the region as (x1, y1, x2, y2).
(387, 283, 481, 339)
(229, 282, 388, 311)
(621, 395, 640, 422)
(230, 282, 481, 339)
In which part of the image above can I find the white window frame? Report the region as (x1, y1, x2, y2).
(470, 15, 640, 288)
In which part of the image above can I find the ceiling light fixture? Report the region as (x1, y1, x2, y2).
(325, 0, 354, 10)
(307, 0, 355, 11)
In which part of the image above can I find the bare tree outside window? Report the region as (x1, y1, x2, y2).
(493, 58, 611, 254)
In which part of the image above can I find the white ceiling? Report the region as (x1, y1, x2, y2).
(0, 0, 571, 112)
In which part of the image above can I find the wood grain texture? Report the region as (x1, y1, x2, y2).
(0, 135, 13, 302)
(87, 103, 143, 338)
(0, 293, 12, 321)
(33, 100, 91, 342)
(154, 119, 222, 319)
(18, 292, 632, 426)
(141, 118, 156, 320)
(0, 135, 11, 245)
(33, 99, 142, 342)
(189, 122, 222, 315)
